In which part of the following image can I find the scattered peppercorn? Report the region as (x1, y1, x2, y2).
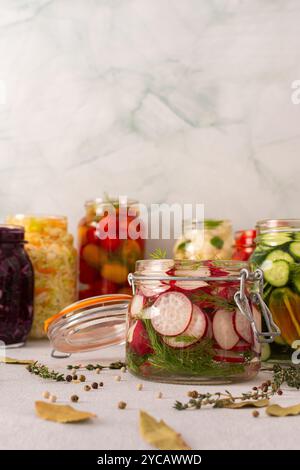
(156, 392, 163, 399)
(50, 395, 57, 403)
(187, 390, 198, 398)
(84, 385, 91, 391)
(99, 382, 104, 387)
(92, 382, 98, 389)
(71, 395, 79, 403)
(252, 410, 260, 418)
(277, 389, 283, 395)
(42, 391, 50, 399)
(252, 386, 258, 391)
(118, 401, 127, 409)
(137, 383, 143, 391)
(66, 375, 72, 382)
(96, 368, 101, 374)
(72, 374, 78, 381)
(79, 375, 86, 382)
(114, 375, 121, 382)
(120, 366, 126, 373)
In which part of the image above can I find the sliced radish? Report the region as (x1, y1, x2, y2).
(151, 291, 192, 336)
(140, 284, 170, 298)
(212, 309, 239, 350)
(231, 340, 251, 352)
(130, 294, 144, 318)
(140, 263, 173, 297)
(233, 309, 252, 344)
(174, 268, 210, 291)
(204, 313, 213, 339)
(162, 304, 207, 348)
(127, 320, 153, 356)
(213, 350, 245, 364)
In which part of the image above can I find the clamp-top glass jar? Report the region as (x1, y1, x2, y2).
(251, 219, 300, 361)
(46, 259, 279, 384)
(0, 225, 34, 346)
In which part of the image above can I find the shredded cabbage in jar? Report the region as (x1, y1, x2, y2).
(6, 215, 77, 338)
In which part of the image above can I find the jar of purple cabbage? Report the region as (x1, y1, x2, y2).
(0, 225, 34, 347)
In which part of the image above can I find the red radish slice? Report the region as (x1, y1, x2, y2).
(212, 309, 239, 350)
(130, 294, 144, 317)
(231, 340, 251, 352)
(140, 284, 170, 298)
(151, 291, 192, 336)
(162, 305, 207, 348)
(233, 309, 252, 344)
(213, 352, 245, 364)
(127, 320, 153, 356)
(174, 268, 210, 291)
(204, 313, 213, 339)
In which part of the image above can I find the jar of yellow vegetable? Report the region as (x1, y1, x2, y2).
(6, 215, 77, 338)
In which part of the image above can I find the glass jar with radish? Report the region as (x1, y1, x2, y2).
(45, 259, 280, 384)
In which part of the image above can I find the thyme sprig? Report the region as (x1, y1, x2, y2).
(26, 361, 65, 382)
(66, 361, 126, 371)
(174, 364, 300, 411)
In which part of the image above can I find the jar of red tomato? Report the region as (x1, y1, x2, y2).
(232, 230, 256, 261)
(78, 198, 145, 299)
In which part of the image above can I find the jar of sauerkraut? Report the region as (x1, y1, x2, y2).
(6, 215, 77, 338)
(174, 220, 233, 261)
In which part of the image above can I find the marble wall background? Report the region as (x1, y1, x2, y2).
(1, 0, 300, 253)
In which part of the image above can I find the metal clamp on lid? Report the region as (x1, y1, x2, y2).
(234, 268, 281, 343)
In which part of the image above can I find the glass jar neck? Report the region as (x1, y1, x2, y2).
(256, 219, 300, 234)
(183, 219, 231, 232)
(6, 215, 68, 239)
(0, 225, 25, 243)
(85, 197, 139, 219)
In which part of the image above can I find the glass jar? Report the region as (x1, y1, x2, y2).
(251, 219, 300, 361)
(232, 230, 256, 261)
(46, 260, 279, 384)
(0, 225, 34, 346)
(6, 215, 77, 339)
(78, 197, 145, 299)
(174, 220, 233, 260)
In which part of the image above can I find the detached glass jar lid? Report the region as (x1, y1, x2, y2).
(46, 260, 280, 384)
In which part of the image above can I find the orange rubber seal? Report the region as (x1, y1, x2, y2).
(44, 294, 132, 333)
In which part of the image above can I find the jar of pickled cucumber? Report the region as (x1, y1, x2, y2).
(78, 197, 145, 299)
(6, 215, 77, 338)
(174, 220, 233, 260)
(250, 219, 300, 361)
(46, 260, 279, 384)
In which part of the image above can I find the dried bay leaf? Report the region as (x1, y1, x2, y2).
(35, 401, 96, 423)
(225, 399, 269, 409)
(0, 356, 34, 365)
(266, 403, 300, 417)
(139, 410, 191, 450)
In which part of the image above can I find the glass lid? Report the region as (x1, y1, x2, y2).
(45, 294, 132, 355)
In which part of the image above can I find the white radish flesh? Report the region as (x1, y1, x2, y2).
(130, 295, 144, 317)
(174, 268, 210, 291)
(163, 305, 207, 348)
(212, 309, 239, 350)
(233, 309, 252, 344)
(204, 313, 213, 339)
(151, 291, 192, 336)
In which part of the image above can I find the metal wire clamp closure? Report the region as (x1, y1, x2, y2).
(234, 268, 281, 343)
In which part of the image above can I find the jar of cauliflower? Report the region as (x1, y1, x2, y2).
(174, 220, 233, 261)
(6, 215, 77, 338)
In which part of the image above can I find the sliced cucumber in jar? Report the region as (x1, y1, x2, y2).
(289, 242, 300, 261)
(260, 233, 291, 247)
(266, 250, 293, 264)
(291, 269, 300, 295)
(262, 259, 289, 287)
(261, 343, 271, 361)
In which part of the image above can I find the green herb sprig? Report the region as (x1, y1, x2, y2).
(150, 248, 167, 259)
(26, 361, 65, 382)
(66, 361, 126, 371)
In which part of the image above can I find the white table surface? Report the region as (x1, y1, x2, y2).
(1, 340, 300, 450)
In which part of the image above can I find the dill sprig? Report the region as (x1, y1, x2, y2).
(150, 248, 167, 259)
(190, 292, 236, 311)
(143, 319, 245, 377)
(66, 361, 126, 371)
